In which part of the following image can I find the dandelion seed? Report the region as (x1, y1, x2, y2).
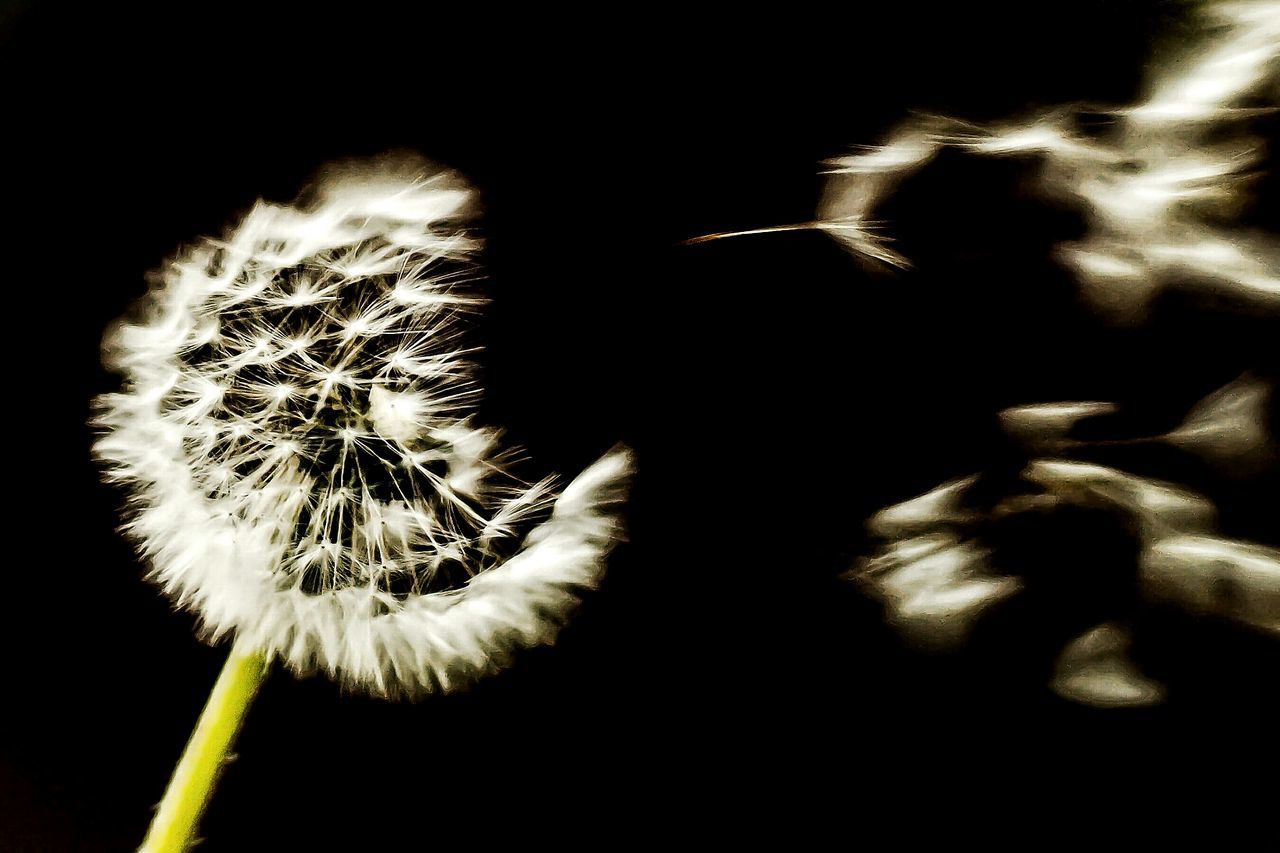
(1164, 375, 1274, 470)
(856, 534, 1020, 652)
(865, 475, 979, 538)
(1022, 459, 1218, 539)
(811, 1, 1280, 318)
(1141, 536, 1280, 635)
(998, 401, 1118, 450)
(858, 480, 1021, 651)
(857, 449, 1275, 707)
(1050, 622, 1165, 709)
(840, 2, 1279, 712)
(998, 379, 1276, 472)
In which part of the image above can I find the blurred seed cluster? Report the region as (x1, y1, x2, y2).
(846, 1, 1279, 708)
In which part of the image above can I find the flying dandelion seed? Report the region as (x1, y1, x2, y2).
(95, 157, 633, 698)
(998, 402, 1118, 451)
(855, 463, 1279, 707)
(855, 528, 1022, 652)
(1022, 459, 1220, 539)
(815, 1, 1280, 320)
(997, 376, 1275, 468)
(824, 2, 1280, 710)
(1050, 622, 1166, 708)
(1164, 374, 1275, 470)
(1141, 535, 1280, 635)
(854, 377, 1278, 708)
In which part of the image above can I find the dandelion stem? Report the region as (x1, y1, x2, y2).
(139, 640, 269, 853)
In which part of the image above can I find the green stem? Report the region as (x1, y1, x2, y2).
(139, 640, 269, 853)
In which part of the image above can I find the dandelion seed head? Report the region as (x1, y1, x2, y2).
(95, 158, 632, 696)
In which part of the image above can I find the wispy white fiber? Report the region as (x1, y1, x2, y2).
(95, 159, 632, 696)
(818, 1, 1280, 319)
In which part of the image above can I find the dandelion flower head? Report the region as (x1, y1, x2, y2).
(95, 157, 632, 696)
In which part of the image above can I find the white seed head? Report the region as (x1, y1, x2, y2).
(94, 159, 632, 697)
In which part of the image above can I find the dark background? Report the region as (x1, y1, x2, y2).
(3, 2, 1277, 849)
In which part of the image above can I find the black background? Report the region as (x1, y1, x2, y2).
(3, 2, 1278, 850)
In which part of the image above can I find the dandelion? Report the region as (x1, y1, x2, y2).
(95, 157, 632, 850)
